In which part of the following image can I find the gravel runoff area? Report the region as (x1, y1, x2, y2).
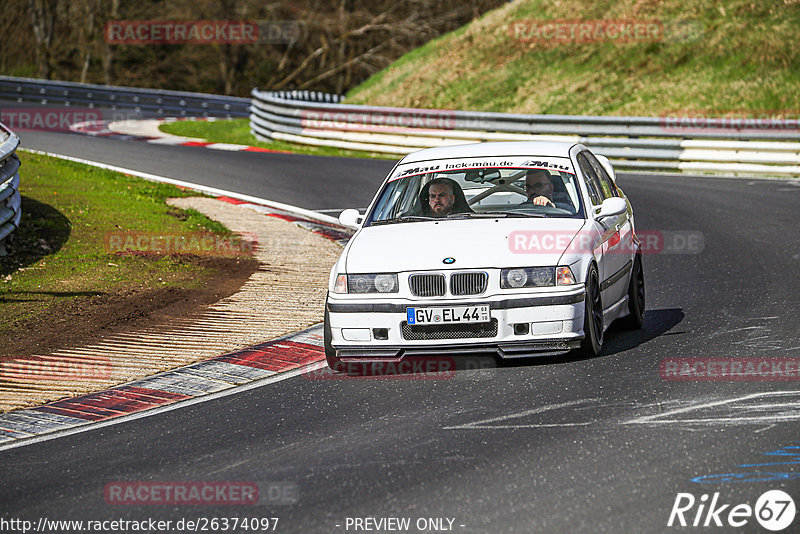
(0, 198, 344, 412)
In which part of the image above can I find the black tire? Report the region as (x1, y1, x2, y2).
(580, 264, 603, 356)
(323, 307, 345, 372)
(619, 254, 645, 330)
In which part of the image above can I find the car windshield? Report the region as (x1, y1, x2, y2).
(365, 156, 584, 225)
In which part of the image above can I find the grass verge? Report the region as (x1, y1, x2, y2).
(158, 118, 396, 160)
(0, 151, 253, 356)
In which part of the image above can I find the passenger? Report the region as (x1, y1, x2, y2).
(521, 169, 572, 211)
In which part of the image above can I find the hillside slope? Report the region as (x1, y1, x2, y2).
(345, 0, 800, 116)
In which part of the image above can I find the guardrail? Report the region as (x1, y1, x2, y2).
(250, 89, 800, 176)
(0, 76, 249, 118)
(0, 122, 22, 255)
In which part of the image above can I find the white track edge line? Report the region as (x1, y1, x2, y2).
(18, 148, 341, 225)
(0, 362, 320, 453)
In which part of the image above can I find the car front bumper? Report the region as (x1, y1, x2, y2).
(326, 286, 586, 361)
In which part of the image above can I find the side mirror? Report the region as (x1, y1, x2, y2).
(595, 154, 617, 183)
(596, 197, 627, 220)
(338, 208, 363, 229)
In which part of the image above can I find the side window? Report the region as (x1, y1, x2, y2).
(368, 175, 420, 221)
(576, 153, 603, 206)
(585, 152, 619, 199)
(369, 179, 402, 221)
(394, 175, 420, 216)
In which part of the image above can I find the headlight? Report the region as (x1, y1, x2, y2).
(344, 273, 398, 294)
(504, 268, 528, 288)
(501, 267, 555, 288)
(373, 274, 398, 293)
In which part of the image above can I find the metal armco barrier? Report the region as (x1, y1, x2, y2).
(250, 89, 800, 176)
(0, 76, 249, 118)
(0, 122, 22, 254)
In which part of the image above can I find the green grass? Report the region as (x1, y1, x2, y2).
(158, 119, 396, 160)
(345, 0, 800, 116)
(0, 152, 243, 334)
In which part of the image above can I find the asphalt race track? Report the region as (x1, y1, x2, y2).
(2, 126, 800, 533)
(13, 128, 392, 212)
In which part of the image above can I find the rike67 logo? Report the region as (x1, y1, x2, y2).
(668, 490, 796, 531)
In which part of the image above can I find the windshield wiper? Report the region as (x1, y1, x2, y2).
(371, 215, 439, 225)
(448, 211, 547, 219)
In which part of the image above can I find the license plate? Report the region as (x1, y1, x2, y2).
(406, 305, 490, 325)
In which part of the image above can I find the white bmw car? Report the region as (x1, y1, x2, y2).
(324, 141, 644, 369)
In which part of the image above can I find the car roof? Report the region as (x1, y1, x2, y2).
(399, 141, 578, 164)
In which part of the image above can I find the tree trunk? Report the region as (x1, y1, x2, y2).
(101, 0, 119, 85)
(28, 0, 58, 79)
(79, 0, 97, 83)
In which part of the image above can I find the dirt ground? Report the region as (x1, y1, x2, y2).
(2, 255, 258, 361)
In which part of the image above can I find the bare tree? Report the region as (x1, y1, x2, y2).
(98, 0, 120, 85)
(7, 0, 505, 95)
(266, 0, 483, 92)
(28, 0, 59, 79)
(0, 2, 27, 75)
(74, 0, 99, 83)
(213, 0, 254, 95)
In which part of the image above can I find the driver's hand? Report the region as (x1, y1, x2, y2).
(531, 196, 555, 207)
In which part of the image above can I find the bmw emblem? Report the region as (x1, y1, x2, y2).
(443, 257, 455, 265)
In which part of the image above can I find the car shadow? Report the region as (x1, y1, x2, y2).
(501, 307, 685, 369)
(0, 196, 71, 275)
(601, 307, 686, 355)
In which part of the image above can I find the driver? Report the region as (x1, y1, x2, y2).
(420, 178, 472, 217)
(525, 169, 557, 207)
(428, 182, 455, 216)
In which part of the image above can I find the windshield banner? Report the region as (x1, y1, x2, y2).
(390, 156, 574, 182)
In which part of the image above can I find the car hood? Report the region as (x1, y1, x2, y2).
(345, 218, 588, 272)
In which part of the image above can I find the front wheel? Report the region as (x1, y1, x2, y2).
(323, 307, 345, 372)
(580, 264, 603, 357)
(619, 255, 645, 330)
